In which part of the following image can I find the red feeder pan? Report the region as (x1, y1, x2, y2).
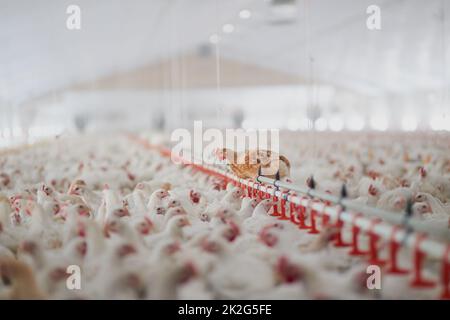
(440, 245, 450, 300)
(253, 183, 260, 199)
(292, 196, 307, 226)
(348, 213, 368, 256)
(367, 218, 386, 266)
(308, 208, 320, 234)
(278, 190, 290, 220)
(289, 202, 298, 224)
(247, 185, 253, 198)
(289, 193, 298, 223)
(272, 194, 280, 217)
(263, 184, 270, 199)
(296, 201, 310, 230)
(321, 204, 330, 228)
(386, 226, 409, 275)
(264, 185, 272, 200)
(333, 208, 350, 247)
(410, 234, 436, 288)
(221, 179, 228, 190)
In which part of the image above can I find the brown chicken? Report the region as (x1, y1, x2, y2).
(216, 148, 290, 180)
(0, 258, 46, 299)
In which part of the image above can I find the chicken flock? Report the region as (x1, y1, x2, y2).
(0, 132, 449, 299)
(281, 132, 450, 224)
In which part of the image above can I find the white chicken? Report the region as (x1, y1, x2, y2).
(0, 132, 448, 300)
(242, 199, 275, 234)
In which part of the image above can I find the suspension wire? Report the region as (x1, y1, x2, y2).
(303, 0, 318, 160)
(214, 0, 222, 123)
(441, 0, 449, 123)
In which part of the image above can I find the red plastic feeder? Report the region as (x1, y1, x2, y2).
(321, 203, 330, 228)
(440, 245, 450, 300)
(247, 184, 253, 198)
(367, 218, 386, 266)
(292, 195, 307, 226)
(258, 187, 265, 200)
(296, 199, 310, 230)
(289, 193, 298, 223)
(252, 185, 257, 199)
(333, 208, 350, 247)
(308, 208, 320, 234)
(348, 213, 368, 256)
(272, 193, 280, 216)
(278, 190, 290, 220)
(289, 202, 298, 224)
(259, 186, 272, 200)
(304, 200, 319, 234)
(386, 226, 409, 275)
(410, 234, 436, 288)
(253, 183, 264, 200)
(220, 179, 228, 190)
(263, 185, 271, 200)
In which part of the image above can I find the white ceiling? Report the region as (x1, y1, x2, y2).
(1, 0, 449, 104)
(219, 0, 450, 95)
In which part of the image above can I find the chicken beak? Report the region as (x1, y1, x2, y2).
(79, 210, 90, 217)
(214, 148, 226, 161)
(183, 220, 191, 227)
(68, 187, 79, 196)
(103, 225, 110, 237)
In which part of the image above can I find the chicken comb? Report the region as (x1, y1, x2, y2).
(419, 166, 427, 178)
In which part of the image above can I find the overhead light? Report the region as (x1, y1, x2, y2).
(239, 9, 251, 19)
(370, 114, 388, 131)
(314, 118, 328, 131)
(430, 114, 448, 131)
(329, 116, 344, 132)
(347, 116, 365, 131)
(298, 118, 311, 131)
(287, 118, 300, 131)
(401, 115, 418, 131)
(209, 34, 220, 44)
(222, 24, 235, 34)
